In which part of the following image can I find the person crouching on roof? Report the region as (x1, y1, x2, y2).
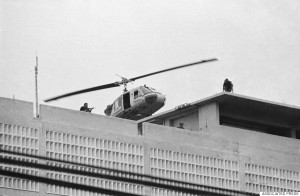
(223, 78, 233, 92)
(80, 103, 94, 112)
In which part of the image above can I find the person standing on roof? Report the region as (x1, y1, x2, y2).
(223, 78, 233, 92)
(80, 103, 94, 112)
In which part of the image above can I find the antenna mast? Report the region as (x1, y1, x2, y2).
(35, 56, 39, 118)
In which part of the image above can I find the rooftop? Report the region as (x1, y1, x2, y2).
(138, 92, 300, 139)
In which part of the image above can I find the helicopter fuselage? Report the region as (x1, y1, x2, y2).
(44, 59, 217, 118)
(104, 85, 166, 120)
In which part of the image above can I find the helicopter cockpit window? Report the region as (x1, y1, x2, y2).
(149, 87, 157, 92)
(134, 90, 139, 99)
(114, 96, 122, 110)
(118, 96, 122, 107)
(141, 86, 153, 95)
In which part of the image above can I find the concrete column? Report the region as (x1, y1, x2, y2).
(164, 119, 171, 127)
(143, 125, 152, 195)
(239, 156, 249, 191)
(291, 128, 296, 139)
(198, 102, 219, 133)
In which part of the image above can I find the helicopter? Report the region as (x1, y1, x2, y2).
(44, 58, 218, 120)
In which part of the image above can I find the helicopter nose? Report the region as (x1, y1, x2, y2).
(145, 94, 157, 104)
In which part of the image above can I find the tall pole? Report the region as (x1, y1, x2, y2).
(35, 56, 39, 118)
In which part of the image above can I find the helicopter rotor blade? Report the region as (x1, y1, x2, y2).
(129, 58, 218, 81)
(44, 83, 119, 102)
(44, 58, 217, 103)
(115, 74, 133, 83)
(115, 74, 123, 79)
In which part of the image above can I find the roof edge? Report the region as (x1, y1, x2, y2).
(138, 92, 300, 123)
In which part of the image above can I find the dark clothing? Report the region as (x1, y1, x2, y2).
(80, 106, 93, 112)
(177, 123, 184, 129)
(223, 79, 233, 92)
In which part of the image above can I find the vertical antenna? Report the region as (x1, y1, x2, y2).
(35, 55, 39, 118)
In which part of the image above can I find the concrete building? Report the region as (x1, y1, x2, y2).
(0, 92, 299, 196)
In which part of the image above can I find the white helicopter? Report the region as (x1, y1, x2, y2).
(44, 58, 218, 120)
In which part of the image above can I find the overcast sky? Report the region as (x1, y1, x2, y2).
(1, 0, 300, 116)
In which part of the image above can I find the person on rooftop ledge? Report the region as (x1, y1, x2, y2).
(177, 122, 184, 129)
(80, 103, 94, 112)
(223, 78, 233, 92)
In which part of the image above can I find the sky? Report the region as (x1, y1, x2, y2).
(1, 0, 300, 116)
